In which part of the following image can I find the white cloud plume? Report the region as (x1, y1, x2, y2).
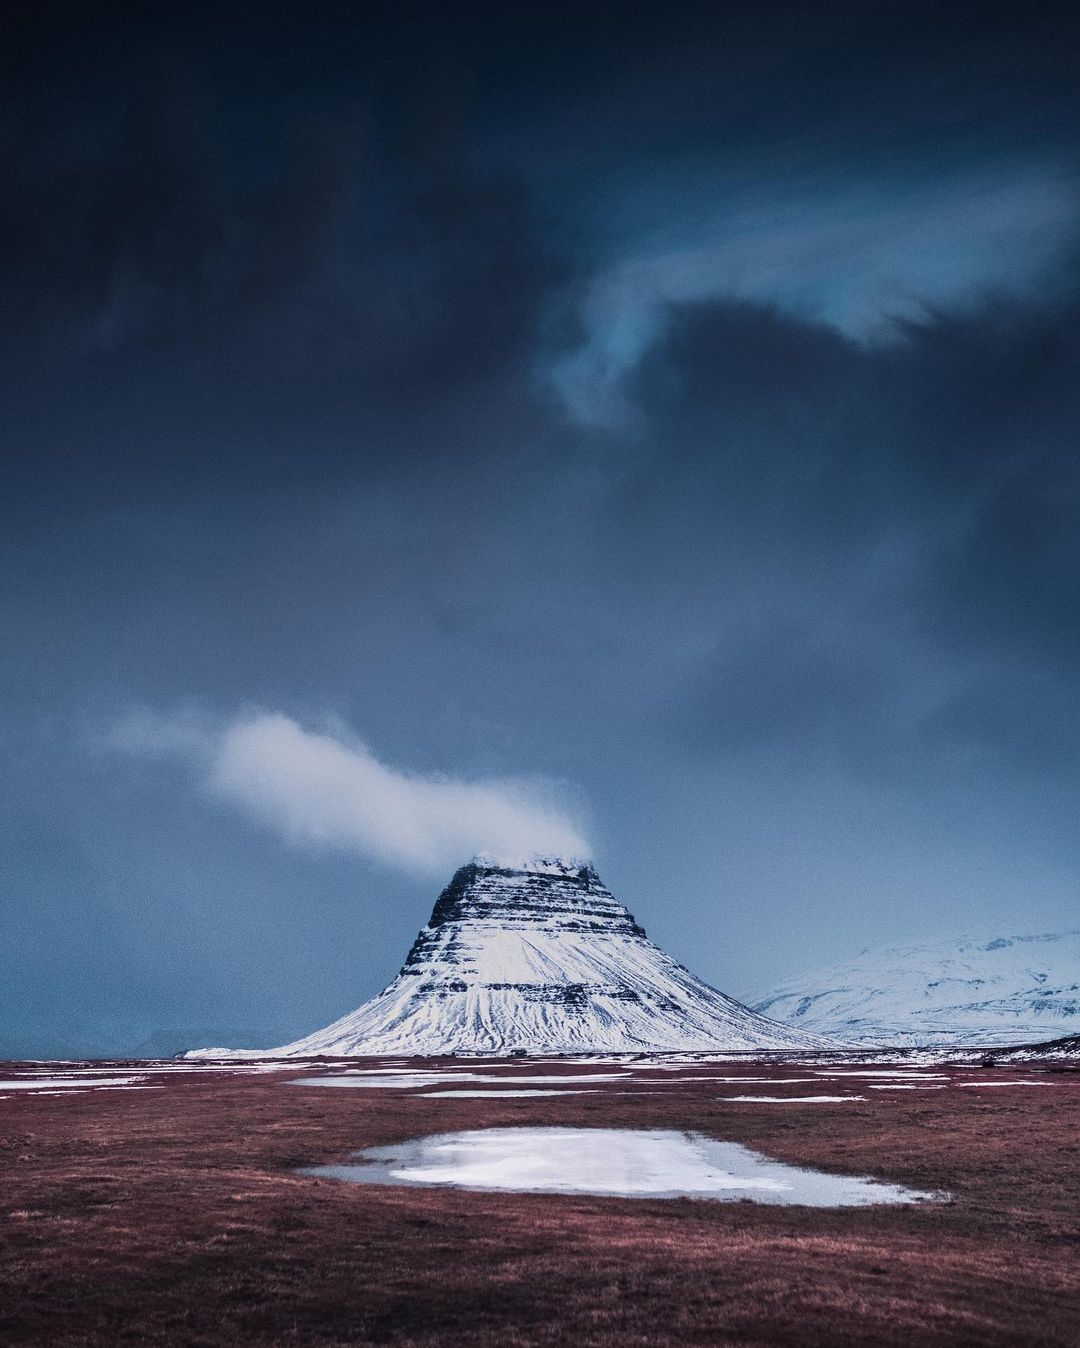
(109, 708, 590, 877)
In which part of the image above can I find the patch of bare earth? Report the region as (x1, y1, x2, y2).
(1, 1058, 1078, 1345)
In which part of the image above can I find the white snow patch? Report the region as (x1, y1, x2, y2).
(123, 1063, 290, 1074)
(709, 1076, 822, 1084)
(95, 1084, 165, 1090)
(300, 1127, 942, 1205)
(418, 1089, 598, 1098)
(815, 1070, 949, 1079)
(289, 1072, 626, 1090)
(719, 1095, 860, 1103)
(867, 1084, 947, 1091)
(290, 1073, 461, 1090)
(956, 1080, 1054, 1088)
(0, 1077, 143, 1090)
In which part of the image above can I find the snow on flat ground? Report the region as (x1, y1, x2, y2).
(957, 1080, 1054, 1087)
(292, 1073, 485, 1090)
(108, 1063, 289, 1073)
(419, 1088, 599, 1098)
(289, 1072, 627, 1090)
(718, 1094, 861, 1103)
(2, 1057, 1070, 1105)
(0, 1076, 147, 1089)
(867, 1084, 947, 1090)
(815, 1069, 950, 1078)
(283, 1062, 1072, 1099)
(0, 1061, 320, 1100)
(709, 1076, 822, 1083)
(301, 1126, 943, 1206)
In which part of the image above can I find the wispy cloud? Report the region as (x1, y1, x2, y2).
(108, 708, 590, 877)
(555, 164, 1077, 423)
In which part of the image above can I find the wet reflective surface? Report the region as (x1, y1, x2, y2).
(301, 1126, 946, 1206)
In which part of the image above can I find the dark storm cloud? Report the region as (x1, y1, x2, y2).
(667, 618, 887, 760)
(0, 37, 572, 504)
(892, 298, 1080, 671)
(5, 1, 1079, 505)
(622, 282, 1080, 772)
(1, 74, 354, 357)
(4, 0, 1080, 1055)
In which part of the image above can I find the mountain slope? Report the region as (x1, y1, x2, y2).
(189, 858, 828, 1057)
(995, 1032, 1080, 1062)
(753, 929, 1080, 1046)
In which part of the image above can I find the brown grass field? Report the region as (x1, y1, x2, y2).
(2, 1057, 1078, 1346)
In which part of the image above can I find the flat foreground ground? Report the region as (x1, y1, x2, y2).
(2, 1056, 1078, 1346)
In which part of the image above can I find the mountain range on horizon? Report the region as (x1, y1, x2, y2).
(187, 857, 828, 1058)
(12, 862, 1075, 1061)
(754, 929, 1080, 1047)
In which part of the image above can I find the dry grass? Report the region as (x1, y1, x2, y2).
(1, 1058, 1078, 1345)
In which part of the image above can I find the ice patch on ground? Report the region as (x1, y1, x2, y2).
(288, 1072, 628, 1090)
(418, 1089, 598, 1098)
(0, 1076, 143, 1089)
(719, 1095, 860, 1103)
(300, 1127, 942, 1206)
(957, 1080, 1054, 1087)
(290, 1073, 475, 1090)
(709, 1077, 822, 1084)
(815, 1070, 949, 1079)
(867, 1084, 947, 1091)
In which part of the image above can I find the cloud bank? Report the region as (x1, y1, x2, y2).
(110, 709, 590, 877)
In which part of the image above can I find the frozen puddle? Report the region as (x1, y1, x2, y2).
(289, 1072, 626, 1090)
(0, 1076, 145, 1090)
(301, 1127, 940, 1206)
(418, 1088, 598, 1098)
(719, 1094, 860, 1103)
(709, 1077, 822, 1084)
(816, 1071, 949, 1080)
(291, 1073, 468, 1090)
(957, 1080, 1053, 1088)
(868, 1084, 946, 1091)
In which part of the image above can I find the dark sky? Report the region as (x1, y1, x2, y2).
(4, 1, 1080, 1056)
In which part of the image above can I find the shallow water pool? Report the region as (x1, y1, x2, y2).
(300, 1126, 944, 1207)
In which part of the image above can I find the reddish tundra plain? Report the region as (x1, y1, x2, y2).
(2, 1056, 1078, 1347)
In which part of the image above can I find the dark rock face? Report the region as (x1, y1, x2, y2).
(401, 861, 647, 976)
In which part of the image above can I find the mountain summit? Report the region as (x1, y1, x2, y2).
(189, 857, 828, 1056)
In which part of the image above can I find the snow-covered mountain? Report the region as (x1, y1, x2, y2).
(188, 857, 828, 1057)
(753, 929, 1080, 1047)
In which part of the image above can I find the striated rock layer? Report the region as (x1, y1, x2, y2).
(188, 858, 829, 1057)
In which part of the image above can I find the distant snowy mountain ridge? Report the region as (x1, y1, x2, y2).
(188, 857, 828, 1057)
(753, 929, 1080, 1046)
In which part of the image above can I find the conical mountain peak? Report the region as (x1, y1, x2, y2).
(189, 858, 831, 1057)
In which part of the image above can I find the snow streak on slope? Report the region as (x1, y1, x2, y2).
(189, 859, 828, 1057)
(753, 930, 1080, 1047)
